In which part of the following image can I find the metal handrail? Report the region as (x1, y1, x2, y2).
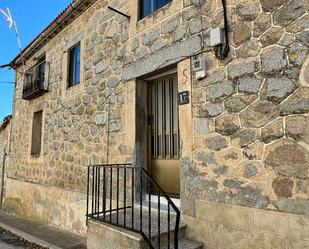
(86, 164, 180, 249)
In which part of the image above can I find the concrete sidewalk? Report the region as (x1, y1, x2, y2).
(0, 212, 86, 249)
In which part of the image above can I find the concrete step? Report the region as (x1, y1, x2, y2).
(161, 238, 203, 249)
(93, 208, 204, 249)
(100, 207, 186, 239)
(148, 225, 186, 249)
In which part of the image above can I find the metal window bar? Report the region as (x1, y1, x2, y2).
(22, 61, 49, 100)
(86, 164, 180, 249)
(150, 76, 179, 160)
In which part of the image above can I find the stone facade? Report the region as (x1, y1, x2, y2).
(182, 0, 309, 216)
(0, 116, 11, 208)
(6, 0, 309, 247)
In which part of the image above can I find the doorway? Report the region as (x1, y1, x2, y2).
(147, 74, 180, 197)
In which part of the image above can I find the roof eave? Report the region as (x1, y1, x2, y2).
(11, 0, 97, 68)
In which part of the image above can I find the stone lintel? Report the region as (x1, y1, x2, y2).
(122, 35, 202, 81)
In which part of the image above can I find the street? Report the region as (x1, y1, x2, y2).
(0, 228, 26, 249)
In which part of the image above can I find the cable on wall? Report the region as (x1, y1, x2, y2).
(214, 0, 230, 60)
(107, 6, 131, 19)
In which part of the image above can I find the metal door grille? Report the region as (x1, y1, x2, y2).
(148, 75, 179, 159)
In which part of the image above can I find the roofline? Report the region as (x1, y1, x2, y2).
(10, 0, 98, 68)
(0, 115, 12, 133)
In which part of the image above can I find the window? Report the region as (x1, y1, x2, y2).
(68, 43, 81, 87)
(31, 111, 43, 156)
(140, 0, 171, 19)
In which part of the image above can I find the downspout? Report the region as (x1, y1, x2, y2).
(106, 99, 111, 165)
(0, 149, 6, 209)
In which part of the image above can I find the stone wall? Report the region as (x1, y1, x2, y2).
(7, 0, 213, 234)
(182, 0, 309, 219)
(0, 139, 5, 208)
(8, 0, 133, 234)
(0, 119, 11, 208)
(179, 0, 309, 247)
(7, 0, 309, 246)
(0, 138, 4, 198)
(184, 200, 309, 249)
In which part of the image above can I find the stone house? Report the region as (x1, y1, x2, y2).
(0, 115, 12, 209)
(4, 0, 309, 248)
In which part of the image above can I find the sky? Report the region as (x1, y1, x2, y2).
(0, 0, 72, 121)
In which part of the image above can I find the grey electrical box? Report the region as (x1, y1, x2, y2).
(192, 57, 207, 80)
(210, 27, 223, 46)
(192, 0, 202, 5)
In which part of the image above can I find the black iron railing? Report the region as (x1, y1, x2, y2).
(86, 164, 180, 249)
(22, 61, 49, 100)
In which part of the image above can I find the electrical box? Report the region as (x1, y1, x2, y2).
(192, 0, 202, 5)
(210, 27, 223, 47)
(192, 57, 206, 80)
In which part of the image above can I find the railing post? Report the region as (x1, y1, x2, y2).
(86, 164, 180, 249)
(116, 166, 119, 225)
(168, 203, 170, 249)
(94, 167, 98, 217)
(109, 167, 112, 222)
(103, 167, 106, 220)
(131, 167, 134, 230)
(97, 167, 100, 219)
(91, 167, 95, 218)
(124, 165, 127, 227)
(86, 166, 89, 226)
(174, 210, 180, 249)
(158, 191, 161, 249)
(140, 168, 143, 232)
(148, 177, 151, 242)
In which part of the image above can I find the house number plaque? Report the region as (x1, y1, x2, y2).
(178, 91, 190, 105)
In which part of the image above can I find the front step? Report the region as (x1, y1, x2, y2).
(89, 208, 203, 249)
(143, 194, 181, 212)
(162, 238, 203, 249)
(102, 208, 186, 240)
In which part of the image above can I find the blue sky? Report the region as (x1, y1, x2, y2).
(0, 0, 72, 121)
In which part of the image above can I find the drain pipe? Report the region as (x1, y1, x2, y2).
(106, 99, 111, 165)
(0, 149, 6, 209)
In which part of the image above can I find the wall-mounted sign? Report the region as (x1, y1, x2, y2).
(178, 91, 190, 105)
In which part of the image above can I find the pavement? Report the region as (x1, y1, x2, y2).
(0, 211, 86, 249)
(0, 228, 27, 249)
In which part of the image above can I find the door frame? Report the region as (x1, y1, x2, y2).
(145, 71, 180, 197)
(134, 67, 180, 201)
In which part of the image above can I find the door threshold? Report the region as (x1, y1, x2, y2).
(141, 194, 180, 213)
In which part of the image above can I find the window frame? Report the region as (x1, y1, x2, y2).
(140, 0, 172, 19)
(67, 42, 81, 88)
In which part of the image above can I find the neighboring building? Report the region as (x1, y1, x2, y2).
(0, 115, 12, 209)
(5, 0, 309, 248)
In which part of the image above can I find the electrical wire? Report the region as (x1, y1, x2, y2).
(0, 82, 15, 84)
(0, 70, 10, 76)
(214, 0, 230, 60)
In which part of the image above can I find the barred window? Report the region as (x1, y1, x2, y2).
(140, 0, 171, 19)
